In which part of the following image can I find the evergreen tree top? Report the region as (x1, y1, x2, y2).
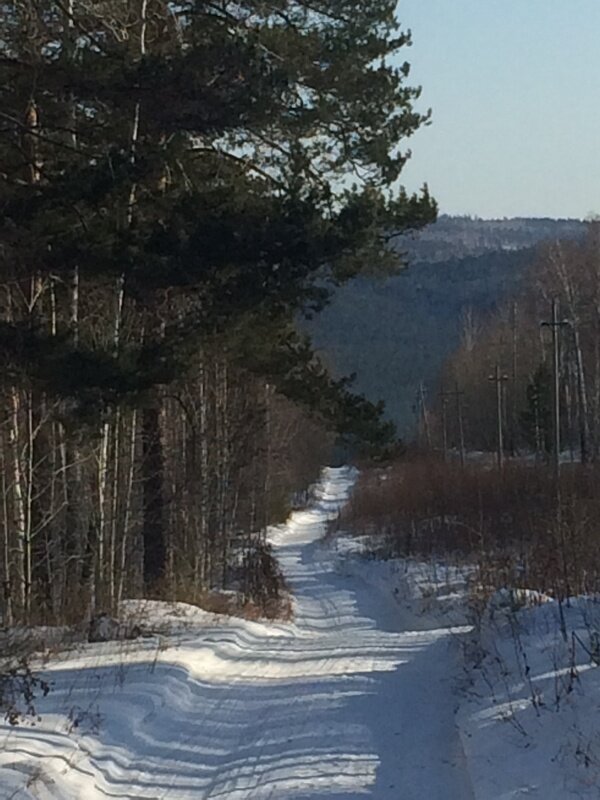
(0, 0, 435, 450)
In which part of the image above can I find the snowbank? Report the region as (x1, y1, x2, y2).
(0, 465, 473, 800)
(332, 530, 600, 798)
(12, 465, 599, 799)
(458, 596, 600, 798)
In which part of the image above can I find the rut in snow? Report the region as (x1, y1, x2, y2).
(0, 466, 473, 800)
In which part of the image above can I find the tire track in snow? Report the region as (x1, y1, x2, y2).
(0, 466, 474, 799)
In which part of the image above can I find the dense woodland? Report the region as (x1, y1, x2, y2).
(0, 0, 435, 625)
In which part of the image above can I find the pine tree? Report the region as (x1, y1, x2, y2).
(0, 1, 434, 600)
(520, 363, 553, 456)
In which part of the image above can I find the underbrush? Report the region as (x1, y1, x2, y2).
(167, 587, 293, 622)
(339, 457, 600, 791)
(0, 631, 54, 726)
(168, 543, 293, 621)
(339, 457, 600, 604)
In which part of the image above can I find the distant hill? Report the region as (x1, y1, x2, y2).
(398, 215, 587, 264)
(307, 216, 588, 435)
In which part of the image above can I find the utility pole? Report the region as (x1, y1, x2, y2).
(489, 366, 509, 470)
(541, 298, 570, 497)
(456, 382, 466, 468)
(541, 299, 571, 641)
(440, 392, 448, 462)
(510, 301, 518, 456)
(418, 381, 432, 450)
(439, 385, 466, 466)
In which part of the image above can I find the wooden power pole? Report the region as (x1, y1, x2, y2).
(541, 298, 569, 498)
(489, 366, 509, 470)
(418, 382, 432, 450)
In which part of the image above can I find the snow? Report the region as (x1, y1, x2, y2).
(0, 466, 474, 799)
(4, 465, 600, 798)
(9, 469, 600, 800)
(458, 597, 600, 799)
(332, 538, 600, 798)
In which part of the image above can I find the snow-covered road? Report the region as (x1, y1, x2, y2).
(0, 467, 474, 799)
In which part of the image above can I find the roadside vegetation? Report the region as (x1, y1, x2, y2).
(340, 457, 600, 606)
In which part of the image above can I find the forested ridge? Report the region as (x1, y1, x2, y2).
(0, 1, 436, 625)
(308, 216, 587, 432)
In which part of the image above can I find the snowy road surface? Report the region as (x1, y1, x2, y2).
(0, 467, 473, 799)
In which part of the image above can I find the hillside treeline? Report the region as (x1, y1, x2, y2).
(399, 215, 586, 265)
(436, 223, 600, 460)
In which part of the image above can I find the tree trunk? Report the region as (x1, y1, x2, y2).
(118, 409, 138, 604)
(0, 432, 13, 626)
(572, 325, 590, 463)
(142, 404, 166, 588)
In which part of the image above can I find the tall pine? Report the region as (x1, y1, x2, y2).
(1, 1, 435, 596)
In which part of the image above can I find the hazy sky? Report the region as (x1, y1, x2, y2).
(396, 0, 600, 219)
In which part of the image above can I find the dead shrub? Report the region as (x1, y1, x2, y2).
(339, 457, 600, 599)
(165, 542, 293, 623)
(167, 587, 292, 622)
(0, 657, 50, 726)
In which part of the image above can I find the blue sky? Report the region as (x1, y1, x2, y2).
(396, 0, 600, 219)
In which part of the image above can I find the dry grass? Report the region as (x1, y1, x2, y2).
(168, 587, 293, 622)
(168, 542, 293, 622)
(340, 457, 600, 601)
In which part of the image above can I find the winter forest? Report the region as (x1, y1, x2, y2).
(0, 0, 431, 626)
(3, 3, 600, 799)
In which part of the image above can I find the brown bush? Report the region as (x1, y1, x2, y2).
(174, 588, 292, 622)
(339, 457, 600, 600)
(166, 543, 293, 623)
